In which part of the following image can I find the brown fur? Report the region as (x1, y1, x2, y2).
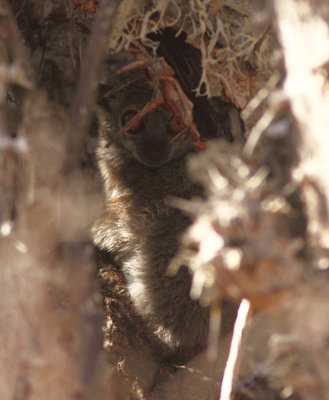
(92, 69, 240, 363)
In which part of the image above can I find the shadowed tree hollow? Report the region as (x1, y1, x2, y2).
(0, 1, 328, 399)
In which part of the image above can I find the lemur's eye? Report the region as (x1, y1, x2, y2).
(121, 110, 143, 135)
(168, 115, 185, 134)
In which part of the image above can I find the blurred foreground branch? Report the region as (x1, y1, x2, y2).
(275, 0, 329, 248)
(0, 1, 113, 398)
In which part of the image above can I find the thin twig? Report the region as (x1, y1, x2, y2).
(219, 299, 251, 400)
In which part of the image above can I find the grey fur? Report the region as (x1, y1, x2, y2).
(93, 71, 210, 363)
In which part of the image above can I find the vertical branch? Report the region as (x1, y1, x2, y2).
(0, 1, 121, 398)
(274, 0, 329, 246)
(66, 0, 122, 165)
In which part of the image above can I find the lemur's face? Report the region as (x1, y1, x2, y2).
(97, 70, 195, 168)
